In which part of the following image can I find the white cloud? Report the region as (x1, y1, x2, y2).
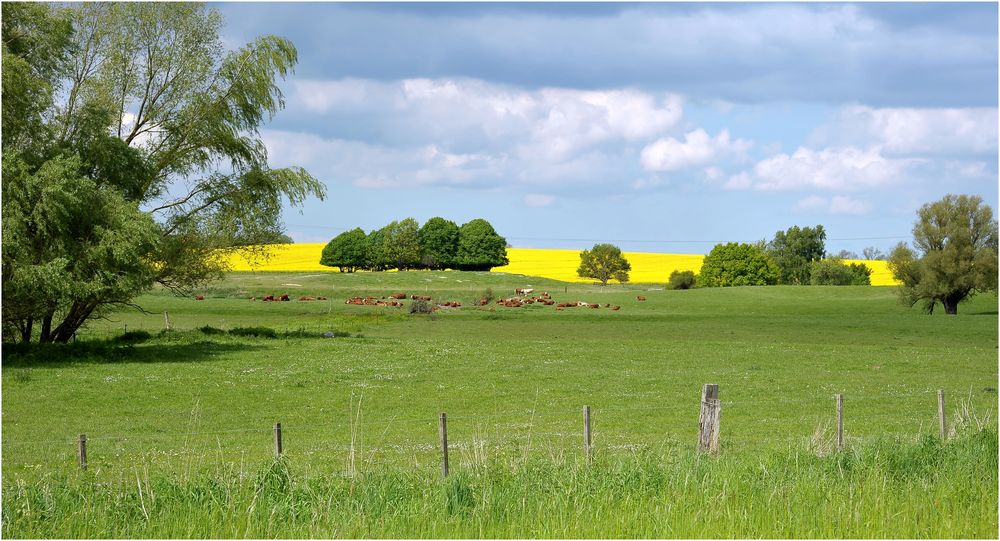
(292, 78, 684, 162)
(640, 129, 751, 172)
(747, 146, 913, 191)
(524, 194, 556, 207)
(723, 171, 752, 190)
(795, 195, 872, 215)
(811, 105, 998, 156)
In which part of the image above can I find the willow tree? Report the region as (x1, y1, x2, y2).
(888, 194, 998, 315)
(2, 3, 325, 342)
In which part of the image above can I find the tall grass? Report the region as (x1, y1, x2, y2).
(3, 428, 995, 538)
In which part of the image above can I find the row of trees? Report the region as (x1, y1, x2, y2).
(3, 3, 324, 343)
(319, 218, 509, 272)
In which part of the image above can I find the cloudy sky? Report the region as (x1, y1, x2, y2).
(215, 2, 998, 255)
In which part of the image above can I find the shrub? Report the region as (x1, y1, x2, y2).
(667, 270, 697, 290)
(115, 330, 152, 343)
(810, 259, 872, 285)
(480, 287, 495, 303)
(409, 299, 433, 314)
(198, 325, 225, 335)
(699, 242, 779, 287)
(228, 326, 278, 338)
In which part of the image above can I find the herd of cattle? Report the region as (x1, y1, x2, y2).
(196, 288, 648, 312)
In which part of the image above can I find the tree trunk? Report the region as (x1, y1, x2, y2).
(51, 300, 98, 343)
(20, 318, 33, 343)
(39, 310, 54, 343)
(943, 297, 960, 315)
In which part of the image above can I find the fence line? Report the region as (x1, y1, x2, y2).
(1, 385, 971, 475)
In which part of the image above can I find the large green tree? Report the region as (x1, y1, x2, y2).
(577, 243, 631, 285)
(1, 3, 325, 342)
(383, 218, 422, 271)
(455, 219, 508, 271)
(319, 228, 367, 273)
(699, 242, 779, 287)
(418, 217, 459, 270)
(767, 225, 826, 285)
(888, 194, 998, 315)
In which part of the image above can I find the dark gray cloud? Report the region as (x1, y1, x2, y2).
(217, 2, 997, 107)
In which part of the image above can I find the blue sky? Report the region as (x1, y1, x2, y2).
(215, 2, 998, 255)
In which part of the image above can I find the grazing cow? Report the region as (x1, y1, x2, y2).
(636, 295, 646, 301)
(515, 288, 534, 296)
(195, 295, 205, 301)
(612, 305, 621, 311)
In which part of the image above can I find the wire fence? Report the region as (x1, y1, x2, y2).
(4, 385, 989, 476)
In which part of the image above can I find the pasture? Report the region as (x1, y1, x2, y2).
(2, 271, 997, 537)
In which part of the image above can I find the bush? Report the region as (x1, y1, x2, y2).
(198, 325, 225, 335)
(228, 326, 278, 338)
(409, 299, 433, 314)
(667, 270, 697, 290)
(810, 259, 872, 285)
(115, 330, 152, 343)
(699, 242, 779, 287)
(480, 287, 495, 303)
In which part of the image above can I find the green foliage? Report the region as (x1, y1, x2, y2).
(383, 218, 422, 271)
(319, 228, 367, 272)
(0, 3, 324, 342)
(364, 226, 391, 271)
(418, 217, 459, 270)
(667, 270, 697, 290)
(888, 194, 998, 315)
(699, 242, 779, 287)
(577, 243, 631, 285)
(455, 219, 508, 271)
(409, 299, 433, 314)
(767, 225, 827, 284)
(228, 326, 278, 338)
(809, 259, 872, 286)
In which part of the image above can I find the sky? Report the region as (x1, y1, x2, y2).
(214, 2, 998, 255)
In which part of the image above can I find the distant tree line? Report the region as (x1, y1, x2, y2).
(669, 224, 874, 289)
(319, 217, 508, 272)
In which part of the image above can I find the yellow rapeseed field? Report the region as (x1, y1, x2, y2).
(221, 244, 899, 285)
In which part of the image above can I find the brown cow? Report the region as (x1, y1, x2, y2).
(279, 293, 290, 302)
(636, 295, 646, 301)
(390, 292, 407, 299)
(612, 305, 621, 311)
(195, 295, 205, 301)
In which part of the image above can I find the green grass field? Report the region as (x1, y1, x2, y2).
(2, 271, 997, 537)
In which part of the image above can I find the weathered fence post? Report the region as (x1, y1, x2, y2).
(439, 413, 449, 478)
(938, 389, 947, 440)
(836, 394, 844, 451)
(78, 434, 87, 470)
(697, 384, 721, 454)
(583, 405, 592, 464)
(163, 311, 172, 331)
(274, 422, 283, 457)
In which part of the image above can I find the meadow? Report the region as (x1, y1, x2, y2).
(2, 270, 996, 537)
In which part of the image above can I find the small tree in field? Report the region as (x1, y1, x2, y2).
(888, 194, 998, 315)
(577, 244, 631, 285)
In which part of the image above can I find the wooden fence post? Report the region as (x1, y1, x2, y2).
(583, 405, 592, 464)
(697, 384, 721, 454)
(938, 390, 946, 440)
(439, 413, 449, 478)
(163, 311, 172, 331)
(274, 422, 283, 457)
(836, 394, 844, 451)
(78, 434, 87, 470)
